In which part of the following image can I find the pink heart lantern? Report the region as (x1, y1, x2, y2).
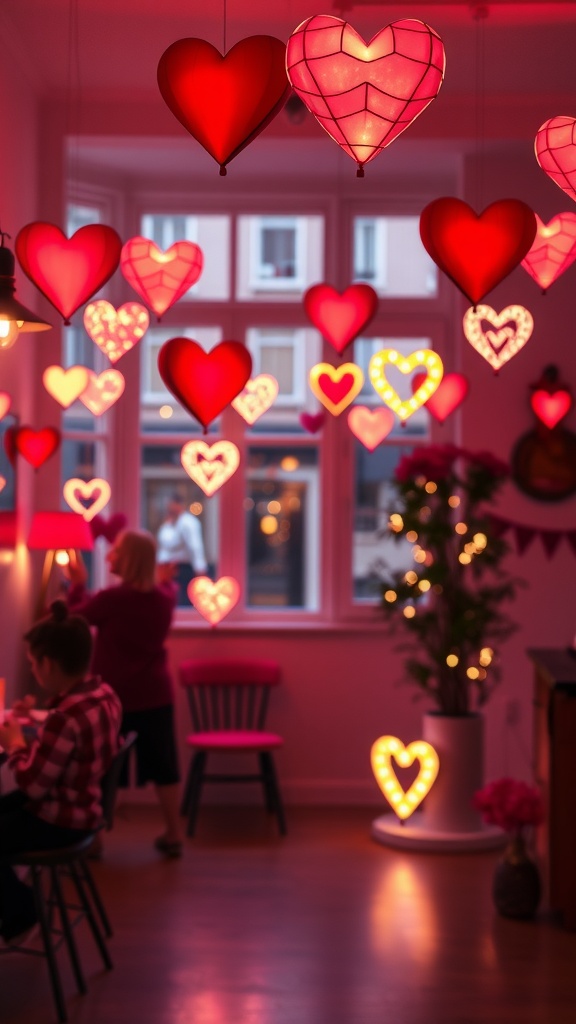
(521, 213, 576, 292)
(0, 392, 12, 421)
(535, 116, 576, 203)
(303, 284, 378, 354)
(286, 16, 445, 176)
(90, 513, 128, 543)
(83, 300, 149, 363)
(299, 412, 325, 434)
(79, 370, 125, 416)
(120, 237, 203, 319)
(530, 389, 573, 430)
(412, 372, 469, 424)
(158, 338, 252, 429)
(348, 406, 395, 450)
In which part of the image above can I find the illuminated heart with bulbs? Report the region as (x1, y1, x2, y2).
(535, 116, 576, 203)
(369, 348, 444, 422)
(303, 283, 378, 354)
(158, 338, 253, 429)
(12, 426, 61, 469)
(63, 477, 112, 522)
(231, 375, 279, 425)
(531, 389, 573, 429)
(181, 440, 240, 497)
(370, 735, 439, 820)
(120, 237, 204, 318)
(309, 362, 364, 416)
(15, 222, 122, 324)
(188, 575, 240, 625)
(157, 36, 291, 174)
(287, 16, 445, 176)
(347, 406, 395, 450)
(420, 198, 537, 306)
(83, 300, 149, 363)
(0, 392, 12, 420)
(43, 365, 91, 408)
(521, 213, 576, 292)
(463, 304, 534, 372)
(412, 371, 469, 424)
(79, 370, 125, 415)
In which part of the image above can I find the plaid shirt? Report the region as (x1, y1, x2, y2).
(7, 677, 122, 831)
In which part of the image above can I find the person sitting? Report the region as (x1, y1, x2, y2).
(0, 601, 122, 944)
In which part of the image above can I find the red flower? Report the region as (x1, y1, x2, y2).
(464, 450, 510, 478)
(473, 777, 544, 833)
(395, 444, 462, 483)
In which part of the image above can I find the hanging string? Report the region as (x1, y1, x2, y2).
(223, 0, 227, 55)
(473, 4, 488, 211)
(66, 0, 82, 197)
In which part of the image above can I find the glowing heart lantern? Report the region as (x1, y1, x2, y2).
(463, 304, 534, 373)
(15, 222, 122, 324)
(521, 213, 576, 292)
(12, 426, 61, 469)
(157, 36, 291, 175)
(158, 338, 253, 430)
(63, 477, 112, 522)
(286, 16, 445, 177)
(371, 735, 439, 820)
(369, 348, 443, 423)
(79, 370, 126, 416)
(303, 284, 378, 354)
(181, 440, 240, 497)
(412, 371, 469, 424)
(309, 362, 364, 416)
(120, 238, 203, 319)
(531, 388, 573, 430)
(42, 365, 91, 408)
(231, 375, 279, 425)
(347, 406, 395, 450)
(535, 116, 576, 204)
(419, 198, 537, 307)
(83, 300, 149, 363)
(188, 575, 240, 625)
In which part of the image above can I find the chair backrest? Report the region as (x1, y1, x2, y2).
(179, 658, 281, 733)
(100, 731, 138, 830)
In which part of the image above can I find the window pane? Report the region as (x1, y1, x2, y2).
(353, 216, 437, 297)
(67, 204, 101, 233)
(237, 215, 324, 300)
(140, 213, 230, 300)
(140, 325, 223, 433)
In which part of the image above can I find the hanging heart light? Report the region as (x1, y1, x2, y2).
(411, 371, 469, 424)
(520, 212, 576, 292)
(368, 348, 443, 423)
(535, 116, 576, 203)
(78, 369, 126, 416)
(308, 362, 364, 416)
(231, 375, 279, 425)
(462, 304, 534, 373)
(181, 439, 240, 496)
(188, 575, 240, 625)
(370, 735, 439, 821)
(83, 300, 149, 363)
(303, 283, 378, 354)
(63, 478, 112, 522)
(12, 426, 61, 470)
(120, 237, 203, 319)
(42, 365, 91, 409)
(419, 198, 537, 306)
(347, 406, 395, 450)
(157, 36, 291, 175)
(158, 337, 253, 430)
(0, 393, 12, 421)
(531, 388, 573, 430)
(15, 222, 122, 324)
(286, 16, 445, 177)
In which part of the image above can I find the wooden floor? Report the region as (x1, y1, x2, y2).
(2, 804, 575, 1024)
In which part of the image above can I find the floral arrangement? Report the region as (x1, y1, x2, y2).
(473, 777, 545, 836)
(377, 443, 521, 716)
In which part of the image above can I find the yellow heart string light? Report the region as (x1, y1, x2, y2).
(370, 735, 440, 820)
(368, 348, 444, 422)
(180, 439, 240, 497)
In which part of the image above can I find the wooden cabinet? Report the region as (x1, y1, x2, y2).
(529, 648, 576, 930)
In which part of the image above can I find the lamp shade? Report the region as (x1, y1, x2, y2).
(27, 511, 94, 551)
(0, 245, 52, 332)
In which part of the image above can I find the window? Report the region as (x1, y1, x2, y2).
(352, 216, 438, 297)
(237, 214, 324, 300)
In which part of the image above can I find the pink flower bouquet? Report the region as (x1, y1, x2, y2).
(473, 777, 545, 835)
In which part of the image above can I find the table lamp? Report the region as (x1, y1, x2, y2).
(28, 510, 94, 616)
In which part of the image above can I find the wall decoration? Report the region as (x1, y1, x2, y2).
(63, 477, 112, 522)
(157, 36, 291, 175)
(42, 365, 91, 408)
(78, 369, 125, 416)
(309, 362, 364, 416)
(120, 238, 203, 318)
(419, 198, 537, 306)
(0, 393, 12, 421)
(489, 514, 576, 558)
(521, 212, 576, 292)
(303, 283, 378, 354)
(287, 16, 445, 177)
(371, 735, 439, 820)
(83, 300, 149, 363)
(90, 512, 128, 543)
(11, 425, 61, 469)
(462, 304, 533, 372)
(535, 116, 576, 203)
(299, 411, 325, 434)
(347, 406, 394, 450)
(158, 337, 252, 429)
(510, 365, 576, 501)
(188, 575, 240, 624)
(412, 371, 469, 423)
(368, 348, 443, 423)
(181, 439, 240, 496)
(231, 374, 279, 425)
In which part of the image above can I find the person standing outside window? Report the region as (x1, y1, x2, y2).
(156, 494, 208, 606)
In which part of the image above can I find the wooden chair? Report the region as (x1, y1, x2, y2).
(179, 658, 286, 837)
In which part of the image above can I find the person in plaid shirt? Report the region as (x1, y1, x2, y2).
(0, 601, 121, 943)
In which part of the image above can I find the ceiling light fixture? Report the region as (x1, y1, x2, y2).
(0, 231, 52, 349)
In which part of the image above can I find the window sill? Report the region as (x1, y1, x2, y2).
(170, 615, 388, 635)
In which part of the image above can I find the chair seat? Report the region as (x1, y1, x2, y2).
(185, 729, 284, 751)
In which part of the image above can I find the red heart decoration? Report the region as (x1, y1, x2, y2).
(120, 237, 203, 318)
(299, 412, 325, 433)
(12, 426, 61, 469)
(419, 198, 537, 306)
(157, 36, 291, 174)
(90, 512, 128, 543)
(303, 284, 378, 354)
(412, 371, 469, 423)
(15, 222, 122, 324)
(286, 16, 445, 176)
(535, 116, 576, 203)
(521, 212, 576, 293)
(158, 338, 253, 429)
(530, 389, 573, 430)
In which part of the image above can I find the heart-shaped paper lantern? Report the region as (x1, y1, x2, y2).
(412, 371, 469, 424)
(303, 283, 378, 354)
(299, 411, 325, 434)
(120, 237, 203, 318)
(371, 735, 439, 820)
(231, 374, 279, 425)
(309, 362, 364, 416)
(0, 392, 12, 421)
(520, 212, 576, 293)
(15, 222, 122, 324)
(78, 369, 126, 416)
(158, 338, 253, 429)
(420, 198, 537, 306)
(347, 406, 395, 450)
(90, 512, 128, 543)
(188, 575, 240, 625)
(463, 304, 534, 373)
(531, 389, 573, 429)
(369, 348, 443, 422)
(83, 300, 149, 363)
(181, 439, 240, 497)
(13, 426, 61, 469)
(63, 477, 112, 522)
(42, 365, 91, 409)
(287, 16, 445, 176)
(157, 36, 291, 174)
(535, 116, 576, 204)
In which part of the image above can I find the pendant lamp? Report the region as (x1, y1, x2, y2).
(0, 235, 52, 348)
(535, 116, 576, 204)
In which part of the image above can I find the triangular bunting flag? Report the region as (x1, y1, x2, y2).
(540, 530, 564, 559)
(514, 525, 537, 555)
(566, 531, 576, 556)
(486, 514, 512, 539)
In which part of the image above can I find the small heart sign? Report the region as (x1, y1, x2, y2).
(181, 440, 240, 497)
(309, 362, 364, 416)
(63, 477, 112, 522)
(43, 365, 91, 408)
(83, 300, 149, 363)
(530, 389, 573, 430)
(371, 735, 439, 820)
(463, 304, 533, 372)
(79, 370, 125, 415)
(347, 406, 395, 450)
(231, 374, 279, 425)
(188, 575, 240, 625)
